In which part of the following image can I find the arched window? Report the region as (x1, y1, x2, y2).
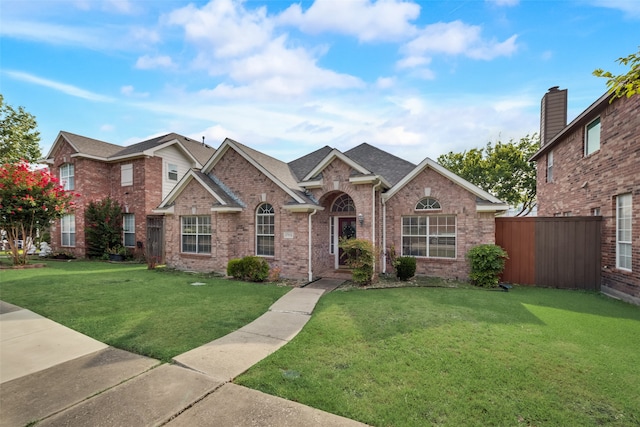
(331, 194, 355, 212)
(415, 197, 441, 210)
(256, 203, 275, 256)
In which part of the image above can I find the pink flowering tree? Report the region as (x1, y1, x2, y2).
(0, 161, 77, 265)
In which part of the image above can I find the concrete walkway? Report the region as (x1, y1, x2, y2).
(0, 279, 368, 427)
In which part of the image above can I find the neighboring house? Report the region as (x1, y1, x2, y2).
(531, 87, 639, 304)
(155, 138, 508, 281)
(43, 131, 216, 259)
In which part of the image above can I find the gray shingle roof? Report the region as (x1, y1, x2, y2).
(192, 171, 244, 208)
(288, 145, 333, 181)
(57, 131, 215, 165)
(113, 133, 215, 165)
(59, 131, 123, 158)
(344, 143, 416, 186)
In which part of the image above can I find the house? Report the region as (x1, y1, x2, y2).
(155, 138, 508, 281)
(43, 131, 216, 259)
(531, 87, 639, 304)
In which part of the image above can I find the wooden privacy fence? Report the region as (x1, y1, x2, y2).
(495, 217, 601, 290)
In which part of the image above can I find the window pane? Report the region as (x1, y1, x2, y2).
(586, 118, 601, 156)
(181, 216, 211, 254)
(256, 204, 275, 256)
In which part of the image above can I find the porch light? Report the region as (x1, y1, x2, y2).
(358, 213, 364, 226)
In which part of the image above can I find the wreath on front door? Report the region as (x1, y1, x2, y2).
(342, 224, 356, 239)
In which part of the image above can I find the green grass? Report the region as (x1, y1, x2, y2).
(236, 286, 640, 427)
(0, 260, 291, 362)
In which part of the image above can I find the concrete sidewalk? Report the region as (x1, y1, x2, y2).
(1, 279, 368, 427)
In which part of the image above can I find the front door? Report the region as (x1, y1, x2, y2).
(338, 217, 357, 266)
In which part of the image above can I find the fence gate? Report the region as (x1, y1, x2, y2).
(495, 217, 601, 290)
(146, 216, 164, 264)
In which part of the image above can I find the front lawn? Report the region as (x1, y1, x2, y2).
(0, 260, 291, 362)
(236, 286, 640, 427)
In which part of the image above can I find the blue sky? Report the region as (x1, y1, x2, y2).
(1, 0, 638, 162)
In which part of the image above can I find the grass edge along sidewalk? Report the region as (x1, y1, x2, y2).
(0, 260, 291, 362)
(236, 285, 640, 427)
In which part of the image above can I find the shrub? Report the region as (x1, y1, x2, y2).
(466, 244, 508, 288)
(85, 197, 124, 258)
(227, 256, 270, 282)
(339, 238, 375, 285)
(395, 256, 416, 281)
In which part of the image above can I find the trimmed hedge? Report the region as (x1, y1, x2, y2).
(395, 256, 416, 281)
(466, 244, 508, 288)
(227, 256, 270, 282)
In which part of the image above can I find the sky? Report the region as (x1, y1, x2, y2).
(1, 0, 638, 163)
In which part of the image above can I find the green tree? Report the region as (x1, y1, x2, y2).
(593, 47, 640, 99)
(0, 95, 42, 164)
(85, 197, 125, 258)
(0, 161, 76, 265)
(438, 134, 538, 216)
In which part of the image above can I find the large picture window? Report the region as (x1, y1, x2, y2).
(617, 194, 632, 271)
(585, 117, 601, 156)
(256, 203, 275, 256)
(61, 214, 75, 247)
(60, 163, 74, 191)
(181, 216, 211, 254)
(402, 216, 456, 258)
(123, 214, 135, 247)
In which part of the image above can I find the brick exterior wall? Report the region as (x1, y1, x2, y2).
(384, 167, 496, 280)
(165, 149, 312, 278)
(536, 94, 639, 299)
(49, 141, 165, 259)
(166, 151, 498, 282)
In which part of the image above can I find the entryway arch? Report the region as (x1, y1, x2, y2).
(329, 192, 357, 268)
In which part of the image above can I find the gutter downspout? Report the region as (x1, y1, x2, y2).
(372, 178, 382, 274)
(308, 209, 318, 282)
(382, 197, 387, 274)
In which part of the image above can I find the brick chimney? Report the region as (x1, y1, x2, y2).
(540, 86, 567, 146)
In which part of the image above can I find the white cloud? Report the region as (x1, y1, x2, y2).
(399, 20, 518, 68)
(4, 70, 114, 102)
(104, 0, 135, 14)
(100, 124, 115, 131)
(166, 0, 273, 58)
(589, 0, 640, 18)
(375, 77, 396, 89)
(486, 0, 520, 7)
(121, 85, 149, 97)
(135, 55, 174, 69)
(277, 0, 420, 42)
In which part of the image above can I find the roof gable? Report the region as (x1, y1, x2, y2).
(45, 131, 122, 162)
(45, 131, 216, 166)
(288, 146, 334, 181)
(202, 138, 314, 205)
(157, 169, 243, 210)
(301, 148, 371, 182)
(384, 157, 507, 211)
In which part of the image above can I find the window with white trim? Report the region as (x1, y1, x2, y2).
(168, 163, 178, 181)
(256, 203, 275, 256)
(60, 163, 74, 191)
(416, 197, 441, 210)
(121, 164, 133, 186)
(616, 194, 632, 271)
(123, 214, 135, 247)
(181, 216, 211, 254)
(331, 194, 355, 212)
(61, 214, 75, 247)
(585, 117, 601, 156)
(547, 150, 554, 183)
(402, 216, 456, 258)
